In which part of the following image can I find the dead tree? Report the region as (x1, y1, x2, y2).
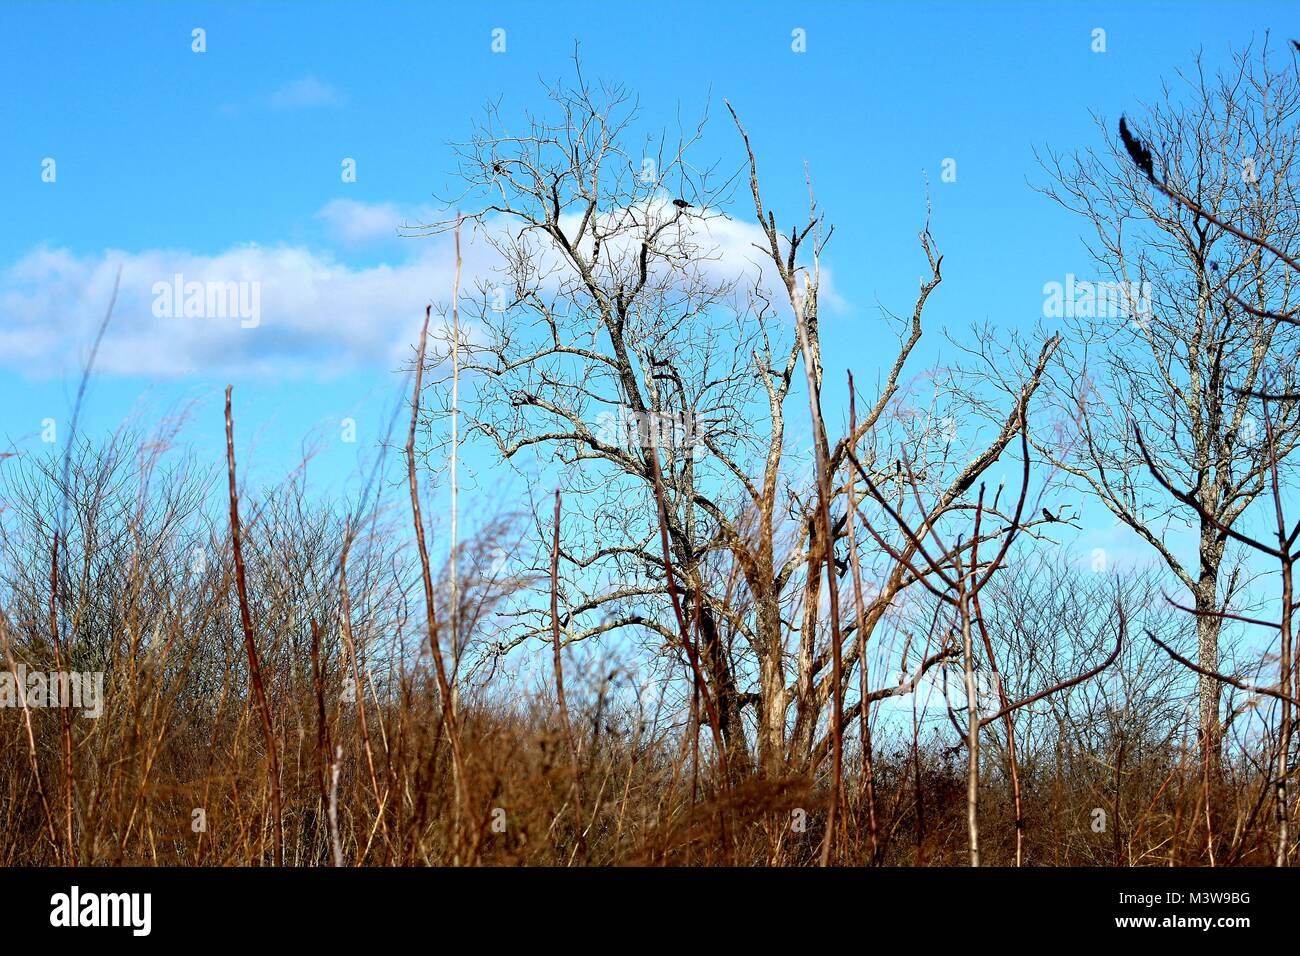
(1034, 40, 1300, 767)
(421, 64, 1061, 784)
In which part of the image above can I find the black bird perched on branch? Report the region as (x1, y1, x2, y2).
(1292, 39, 1300, 52)
(1041, 506, 1080, 529)
(671, 198, 693, 210)
(1118, 115, 1157, 184)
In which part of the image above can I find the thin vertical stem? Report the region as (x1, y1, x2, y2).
(224, 385, 283, 867)
(449, 215, 463, 699)
(408, 305, 470, 846)
(845, 371, 879, 863)
(309, 619, 333, 857)
(49, 532, 77, 865)
(1263, 402, 1292, 866)
(958, 523, 980, 868)
(339, 530, 383, 854)
(0, 611, 60, 858)
(551, 489, 588, 859)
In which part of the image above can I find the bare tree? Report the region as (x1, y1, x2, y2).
(1034, 40, 1300, 766)
(417, 62, 1062, 799)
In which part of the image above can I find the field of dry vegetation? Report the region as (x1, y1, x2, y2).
(3, 42, 1300, 868)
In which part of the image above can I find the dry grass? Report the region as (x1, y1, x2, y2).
(0, 421, 1287, 867)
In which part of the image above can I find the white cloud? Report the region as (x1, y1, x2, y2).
(552, 196, 847, 315)
(0, 199, 845, 380)
(267, 76, 346, 111)
(315, 200, 441, 246)
(316, 199, 401, 244)
(0, 243, 460, 379)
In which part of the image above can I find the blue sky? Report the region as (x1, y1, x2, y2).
(1, 0, 1294, 559)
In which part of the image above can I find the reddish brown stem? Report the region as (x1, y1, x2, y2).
(49, 532, 77, 865)
(407, 306, 471, 849)
(225, 385, 283, 867)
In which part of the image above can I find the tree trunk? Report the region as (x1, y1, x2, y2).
(755, 590, 787, 772)
(1194, 546, 1223, 774)
(695, 597, 750, 771)
(789, 519, 825, 772)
